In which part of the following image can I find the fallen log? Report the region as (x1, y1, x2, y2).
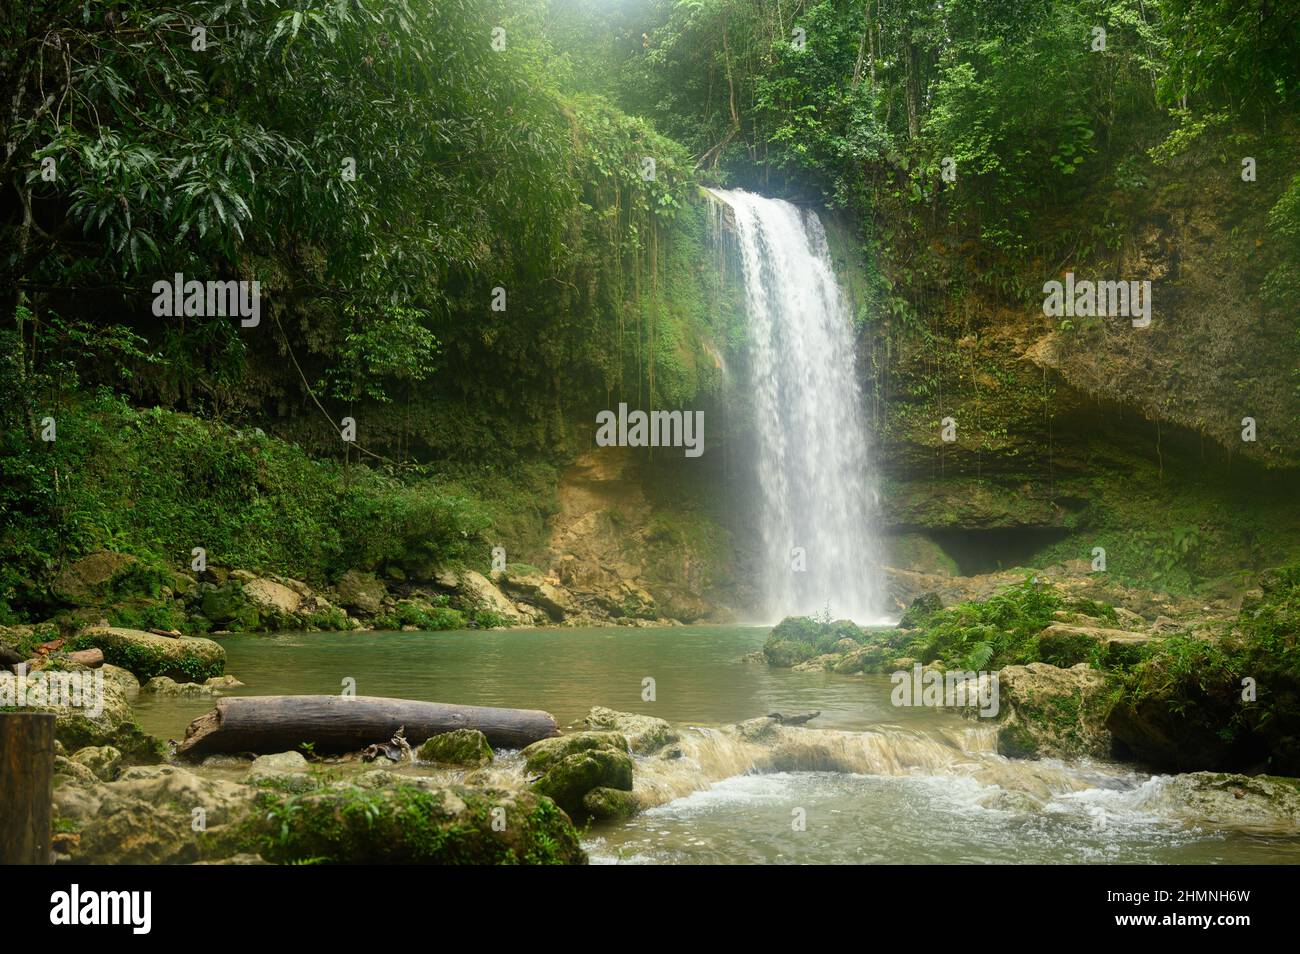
(176, 694, 561, 757)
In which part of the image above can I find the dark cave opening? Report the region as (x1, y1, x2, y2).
(923, 527, 1074, 577)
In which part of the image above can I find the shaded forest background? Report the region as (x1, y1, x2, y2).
(2, 0, 1298, 619)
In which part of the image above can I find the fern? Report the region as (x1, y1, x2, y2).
(961, 641, 995, 672)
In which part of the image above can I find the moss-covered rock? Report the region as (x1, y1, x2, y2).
(582, 786, 640, 820)
(1037, 623, 1153, 668)
(1107, 566, 1300, 776)
(0, 667, 165, 762)
(69, 627, 225, 681)
(248, 782, 585, 864)
(50, 552, 168, 606)
(1151, 772, 1300, 829)
(200, 582, 262, 630)
(523, 731, 629, 773)
(417, 728, 493, 767)
(583, 707, 678, 754)
(54, 764, 255, 864)
(523, 731, 633, 818)
(993, 662, 1116, 759)
(69, 745, 123, 782)
(762, 616, 867, 667)
(141, 675, 218, 696)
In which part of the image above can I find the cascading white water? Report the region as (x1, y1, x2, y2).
(709, 188, 886, 624)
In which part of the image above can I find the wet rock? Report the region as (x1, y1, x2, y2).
(248, 750, 310, 781)
(583, 707, 678, 754)
(1150, 772, 1300, 829)
(976, 789, 1046, 814)
(54, 764, 253, 864)
(523, 732, 633, 818)
(737, 716, 779, 742)
(204, 675, 245, 691)
(69, 627, 225, 682)
(582, 786, 640, 820)
(417, 729, 493, 767)
(792, 653, 841, 672)
(523, 731, 629, 773)
(994, 662, 1114, 760)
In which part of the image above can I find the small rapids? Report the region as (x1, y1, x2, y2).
(585, 722, 1300, 865)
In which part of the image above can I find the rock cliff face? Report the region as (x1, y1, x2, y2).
(540, 446, 738, 624)
(855, 171, 1300, 594)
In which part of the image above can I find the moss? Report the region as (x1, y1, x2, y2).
(373, 598, 466, 632)
(246, 782, 585, 865)
(1108, 566, 1300, 774)
(997, 721, 1040, 758)
(417, 729, 493, 767)
(582, 786, 639, 821)
(762, 616, 868, 667)
(899, 592, 944, 629)
(67, 628, 225, 682)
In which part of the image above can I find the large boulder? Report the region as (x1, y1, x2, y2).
(200, 582, 261, 630)
(993, 662, 1114, 760)
(242, 578, 305, 618)
(69, 627, 225, 682)
(247, 781, 586, 864)
(457, 571, 523, 622)
(1145, 772, 1300, 830)
(0, 666, 164, 761)
(1038, 623, 1154, 668)
(335, 570, 386, 616)
(53, 764, 254, 864)
(496, 569, 575, 622)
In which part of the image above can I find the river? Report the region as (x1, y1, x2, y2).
(135, 625, 1300, 865)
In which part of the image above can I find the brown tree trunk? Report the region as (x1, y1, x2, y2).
(0, 712, 56, 864)
(176, 695, 561, 757)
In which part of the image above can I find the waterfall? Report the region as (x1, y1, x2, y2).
(708, 188, 887, 624)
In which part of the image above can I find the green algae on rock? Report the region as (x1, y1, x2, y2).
(417, 728, 494, 767)
(68, 627, 225, 682)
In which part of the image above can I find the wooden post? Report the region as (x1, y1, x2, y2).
(0, 712, 56, 864)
